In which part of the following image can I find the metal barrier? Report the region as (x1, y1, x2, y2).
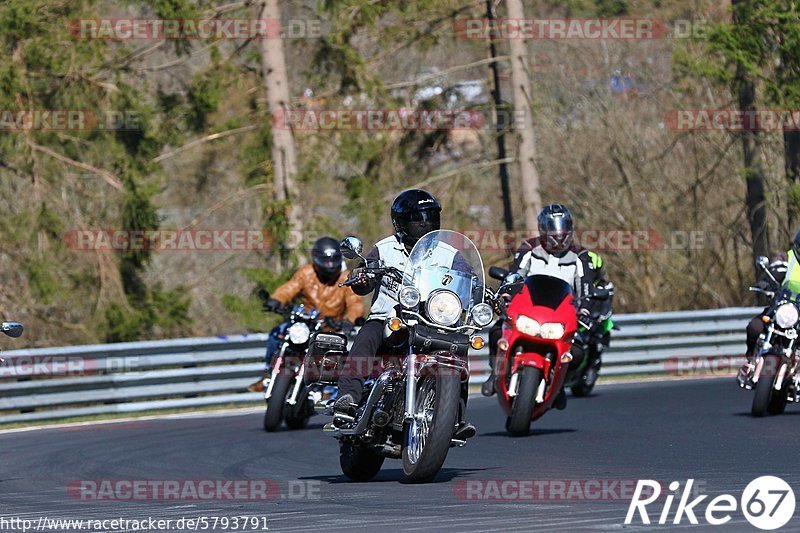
(0, 307, 759, 424)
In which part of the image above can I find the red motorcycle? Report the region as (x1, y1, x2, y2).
(488, 267, 578, 436)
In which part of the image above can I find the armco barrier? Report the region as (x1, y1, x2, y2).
(0, 307, 759, 424)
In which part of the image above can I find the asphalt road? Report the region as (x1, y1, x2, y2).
(2, 378, 800, 532)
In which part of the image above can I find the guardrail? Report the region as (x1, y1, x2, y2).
(0, 307, 759, 424)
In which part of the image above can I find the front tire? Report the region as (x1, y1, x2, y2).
(507, 366, 540, 437)
(285, 390, 312, 430)
(340, 442, 385, 482)
(401, 374, 460, 483)
(752, 356, 788, 417)
(571, 357, 600, 397)
(263, 374, 292, 432)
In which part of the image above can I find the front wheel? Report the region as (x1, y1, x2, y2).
(263, 374, 292, 432)
(340, 442, 385, 482)
(507, 366, 540, 437)
(751, 356, 788, 417)
(571, 357, 600, 397)
(402, 375, 460, 483)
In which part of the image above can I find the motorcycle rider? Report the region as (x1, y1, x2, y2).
(738, 243, 792, 387)
(481, 204, 602, 405)
(333, 189, 476, 440)
(247, 237, 365, 392)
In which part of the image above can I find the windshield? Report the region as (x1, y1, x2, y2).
(524, 275, 573, 309)
(403, 230, 485, 312)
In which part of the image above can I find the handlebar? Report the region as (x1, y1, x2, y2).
(339, 266, 403, 287)
(749, 286, 776, 298)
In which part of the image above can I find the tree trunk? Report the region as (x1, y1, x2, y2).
(258, 0, 303, 256)
(505, 0, 541, 229)
(486, 0, 513, 233)
(784, 130, 800, 231)
(735, 66, 770, 270)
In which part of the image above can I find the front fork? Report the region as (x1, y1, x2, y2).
(264, 344, 287, 401)
(404, 347, 416, 421)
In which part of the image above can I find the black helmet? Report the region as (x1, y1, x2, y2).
(311, 237, 343, 284)
(391, 189, 442, 247)
(538, 204, 574, 255)
(793, 229, 800, 260)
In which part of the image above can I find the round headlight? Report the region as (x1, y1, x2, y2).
(540, 322, 565, 339)
(471, 303, 494, 327)
(287, 322, 311, 344)
(775, 303, 799, 328)
(399, 286, 421, 308)
(427, 290, 462, 326)
(516, 315, 540, 337)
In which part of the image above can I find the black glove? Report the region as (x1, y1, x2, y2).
(339, 320, 355, 335)
(577, 308, 593, 331)
(263, 298, 282, 313)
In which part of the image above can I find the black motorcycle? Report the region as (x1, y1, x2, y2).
(258, 290, 351, 432)
(739, 256, 800, 417)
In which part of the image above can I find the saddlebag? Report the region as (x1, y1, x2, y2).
(410, 324, 470, 359)
(303, 331, 348, 385)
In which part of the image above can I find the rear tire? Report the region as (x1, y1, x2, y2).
(401, 375, 460, 483)
(263, 374, 292, 432)
(752, 356, 788, 417)
(340, 442, 385, 482)
(507, 366, 540, 437)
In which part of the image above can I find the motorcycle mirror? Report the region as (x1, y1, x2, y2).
(340, 236, 364, 260)
(499, 273, 524, 293)
(2, 322, 23, 338)
(488, 266, 509, 281)
(756, 256, 770, 270)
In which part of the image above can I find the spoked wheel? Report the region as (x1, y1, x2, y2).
(401, 375, 460, 483)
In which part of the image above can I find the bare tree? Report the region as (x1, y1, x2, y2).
(733, 0, 770, 270)
(505, 0, 542, 228)
(258, 0, 304, 252)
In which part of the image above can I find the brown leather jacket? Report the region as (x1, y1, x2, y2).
(272, 264, 365, 323)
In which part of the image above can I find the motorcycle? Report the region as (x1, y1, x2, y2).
(563, 281, 615, 397)
(257, 290, 350, 432)
(739, 256, 800, 417)
(0, 322, 24, 362)
(311, 231, 496, 483)
(487, 267, 578, 436)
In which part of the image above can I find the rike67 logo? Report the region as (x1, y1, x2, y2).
(625, 477, 795, 530)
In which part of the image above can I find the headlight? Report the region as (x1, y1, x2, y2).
(287, 322, 310, 345)
(775, 303, 799, 328)
(540, 322, 565, 339)
(516, 315, 540, 337)
(471, 303, 494, 327)
(399, 286, 421, 308)
(427, 290, 462, 326)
